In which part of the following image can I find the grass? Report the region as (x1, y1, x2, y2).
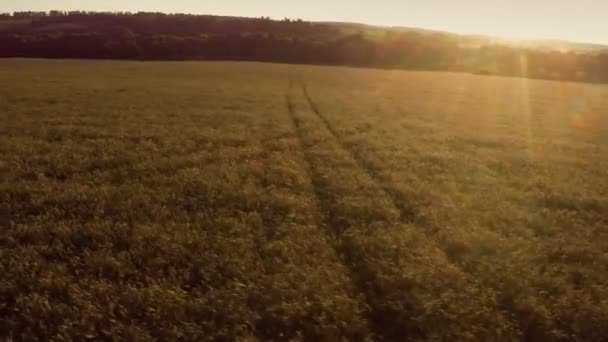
(1, 59, 607, 341)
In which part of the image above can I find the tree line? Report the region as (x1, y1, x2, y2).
(1, 11, 607, 83)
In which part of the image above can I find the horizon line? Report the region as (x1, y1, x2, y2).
(2, 8, 608, 46)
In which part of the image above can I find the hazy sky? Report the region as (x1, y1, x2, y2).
(3, 1, 607, 44)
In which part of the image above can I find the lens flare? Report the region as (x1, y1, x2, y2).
(572, 112, 587, 129)
(571, 94, 606, 132)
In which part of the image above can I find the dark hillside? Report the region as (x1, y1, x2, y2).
(0, 11, 607, 83)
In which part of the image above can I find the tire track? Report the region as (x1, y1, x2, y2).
(299, 81, 418, 222)
(297, 78, 480, 263)
(294, 77, 517, 339)
(285, 71, 382, 340)
(297, 78, 473, 258)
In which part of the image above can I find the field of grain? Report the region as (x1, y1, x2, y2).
(1, 59, 607, 341)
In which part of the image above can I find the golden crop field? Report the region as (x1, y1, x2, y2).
(1, 59, 607, 341)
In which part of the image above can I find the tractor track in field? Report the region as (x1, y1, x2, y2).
(298, 80, 418, 223)
(295, 76, 481, 266)
(285, 72, 382, 339)
(294, 75, 522, 337)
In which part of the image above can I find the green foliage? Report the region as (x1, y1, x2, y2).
(1, 60, 607, 340)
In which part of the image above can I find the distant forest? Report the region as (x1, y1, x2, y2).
(1, 11, 607, 83)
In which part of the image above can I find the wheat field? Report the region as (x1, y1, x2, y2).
(1, 59, 607, 341)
